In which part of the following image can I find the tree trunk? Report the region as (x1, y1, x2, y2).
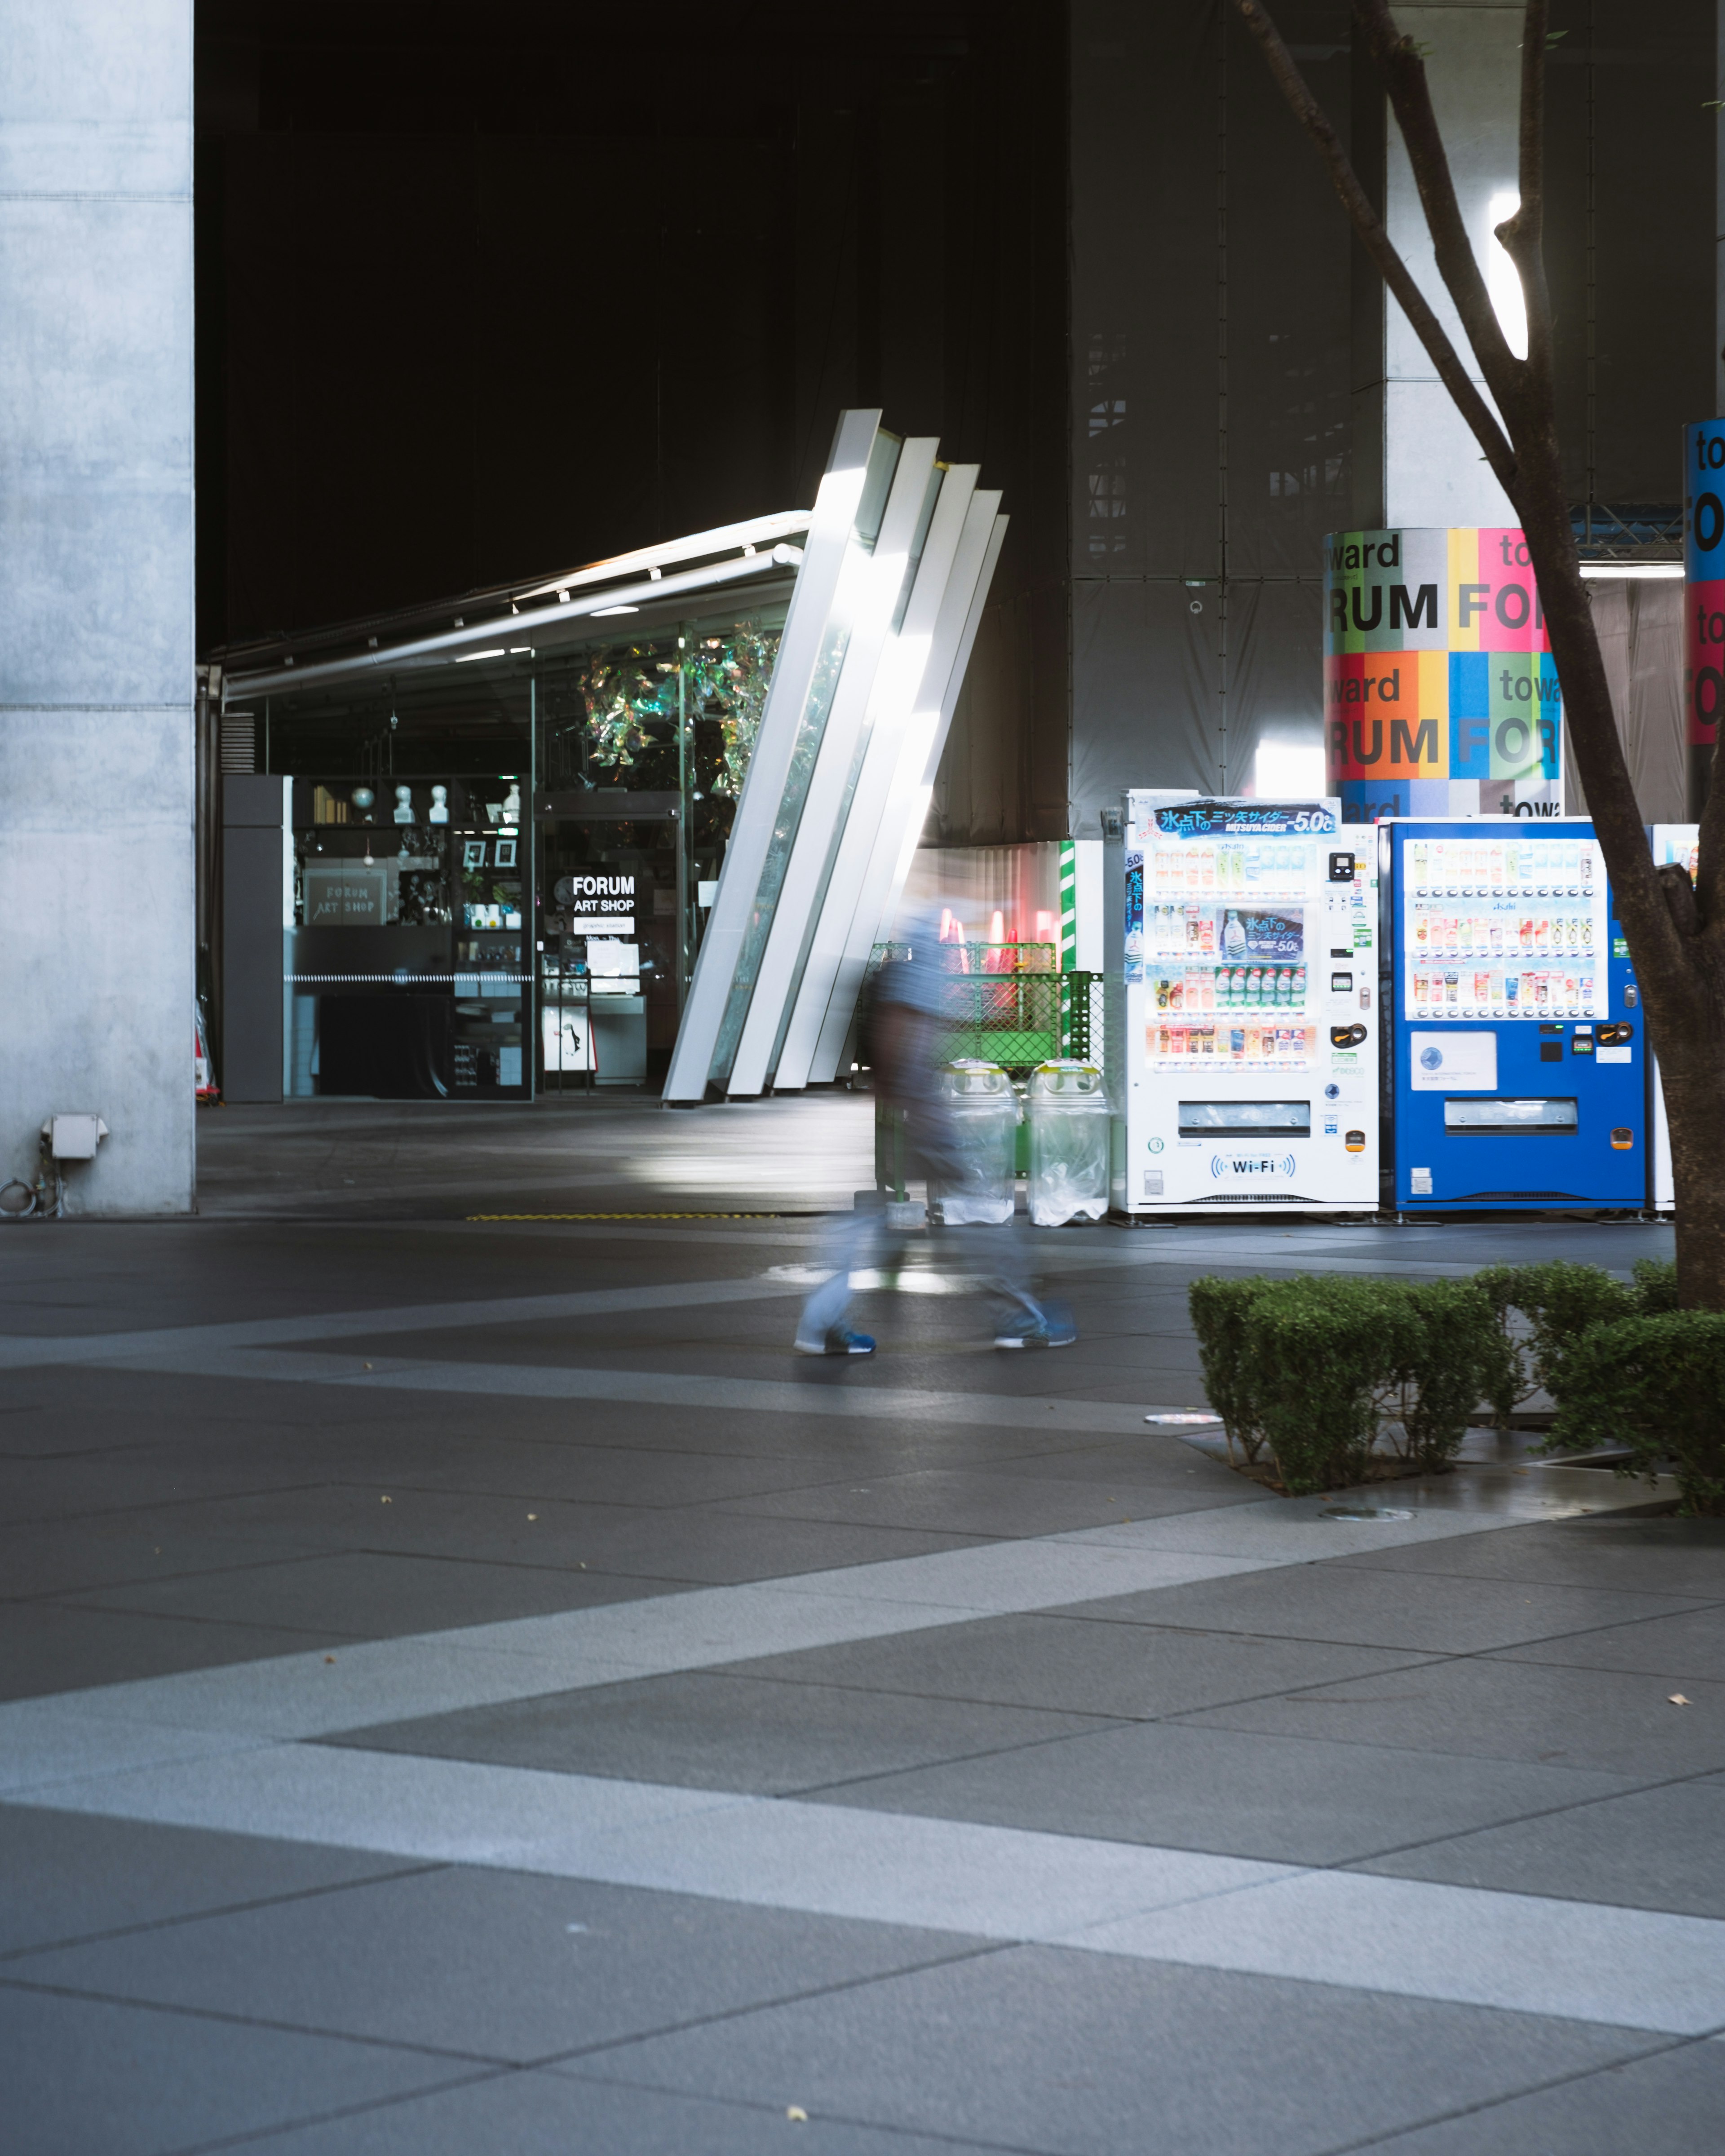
(1513, 443, 1725, 1304)
(1236, 0, 1725, 1306)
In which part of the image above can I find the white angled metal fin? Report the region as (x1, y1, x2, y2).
(808, 500, 1007, 1084)
(663, 409, 884, 1104)
(771, 462, 979, 1093)
(726, 437, 940, 1099)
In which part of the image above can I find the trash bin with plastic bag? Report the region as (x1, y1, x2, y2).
(1026, 1061, 1110, 1225)
(928, 1060, 1019, 1225)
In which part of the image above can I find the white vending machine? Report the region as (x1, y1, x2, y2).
(1649, 823, 1696, 1212)
(1107, 792, 1380, 1215)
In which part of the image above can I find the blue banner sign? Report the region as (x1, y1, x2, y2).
(1152, 802, 1336, 839)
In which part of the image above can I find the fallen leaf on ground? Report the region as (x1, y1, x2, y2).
(786, 2107, 809, 2123)
(324, 1655, 336, 1664)
(1669, 1694, 1691, 1707)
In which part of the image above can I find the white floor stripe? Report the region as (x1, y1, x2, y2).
(17, 1741, 1723, 2036)
(0, 1485, 1636, 1789)
(83, 1342, 1168, 1431)
(0, 1276, 807, 1372)
(1074, 1869, 1725, 2035)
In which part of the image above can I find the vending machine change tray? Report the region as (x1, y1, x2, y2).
(1442, 1097, 1578, 1134)
(1178, 1100, 1311, 1138)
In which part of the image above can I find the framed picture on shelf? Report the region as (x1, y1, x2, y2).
(463, 839, 487, 870)
(494, 837, 518, 869)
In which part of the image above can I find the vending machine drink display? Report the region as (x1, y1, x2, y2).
(1648, 823, 1697, 1211)
(1110, 792, 1380, 1214)
(1384, 818, 1645, 1211)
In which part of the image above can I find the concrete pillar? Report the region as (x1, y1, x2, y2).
(1353, 2, 1522, 530)
(0, 3, 195, 1214)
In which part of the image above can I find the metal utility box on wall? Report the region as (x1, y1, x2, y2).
(221, 775, 289, 1103)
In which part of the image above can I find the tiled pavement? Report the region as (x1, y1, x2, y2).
(2, 1094, 1721, 2153)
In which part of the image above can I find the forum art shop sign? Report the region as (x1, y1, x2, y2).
(1323, 528, 1563, 826)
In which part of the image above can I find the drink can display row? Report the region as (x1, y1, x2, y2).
(1150, 966, 1307, 1011)
(1410, 968, 1596, 1016)
(1411, 912, 1594, 957)
(1409, 838, 1595, 895)
(1149, 1023, 1317, 1061)
(1149, 842, 1312, 892)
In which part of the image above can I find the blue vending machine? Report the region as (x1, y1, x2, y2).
(1383, 819, 1646, 1212)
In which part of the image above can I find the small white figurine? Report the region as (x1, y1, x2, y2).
(429, 784, 449, 825)
(393, 785, 414, 824)
(502, 782, 521, 824)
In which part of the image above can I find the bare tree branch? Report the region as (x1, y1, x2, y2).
(1233, 0, 1517, 494)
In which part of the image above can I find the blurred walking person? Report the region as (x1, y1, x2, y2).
(795, 916, 1076, 1356)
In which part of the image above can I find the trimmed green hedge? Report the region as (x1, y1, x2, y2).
(1188, 1274, 1496, 1496)
(1188, 1257, 1717, 1511)
(1546, 1310, 1725, 1515)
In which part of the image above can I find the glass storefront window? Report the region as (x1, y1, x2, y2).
(244, 590, 787, 1098)
(286, 773, 526, 1098)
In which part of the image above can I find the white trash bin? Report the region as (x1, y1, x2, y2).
(929, 1061, 1019, 1225)
(1026, 1061, 1110, 1226)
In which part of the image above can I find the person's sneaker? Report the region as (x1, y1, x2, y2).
(994, 1301, 1076, 1349)
(795, 1327, 876, 1356)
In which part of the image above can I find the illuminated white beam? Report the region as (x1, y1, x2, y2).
(807, 500, 1006, 1084)
(226, 548, 801, 699)
(663, 410, 886, 1105)
(725, 438, 941, 1099)
(509, 511, 814, 603)
(771, 462, 979, 1093)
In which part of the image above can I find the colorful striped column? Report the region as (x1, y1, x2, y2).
(1683, 420, 1725, 817)
(1059, 839, 1076, 972)
(1323, 527, 1562, 827)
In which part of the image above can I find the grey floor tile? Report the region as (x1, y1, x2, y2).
(0, 1596, 349, 1703)
(325, 1667, 1115, 1794)
(0, 1983, 459, 2156)
(1070, 1561, 1703, 1655)
(1334, 1516, 1725, 1598)
(252, 2068, 995, 2154)
(0, 1804, 421, 1957)
(1354, 1773, 1725, 1918)
(0, 1515, 346, 1601)
(55, 1481, 982, 1590)
(9, 1868, 986, 2063)
(567, 1942, 1650, 2156)
(1492, 1604, 1725, 1681)
(1359, 2033, 1725, 2154)
(712, 1611, 1431, 1721)
(66, 1549, 671, 1639)
(1177, 1655, 1725, 1777)
(518, 1507, 990, 1587)
(806, 1719, 1635, 1866)
(0, 1444, 350, 1526)
(403, 1440, 861, 1510)
(712, 1466, 1222, 1538)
